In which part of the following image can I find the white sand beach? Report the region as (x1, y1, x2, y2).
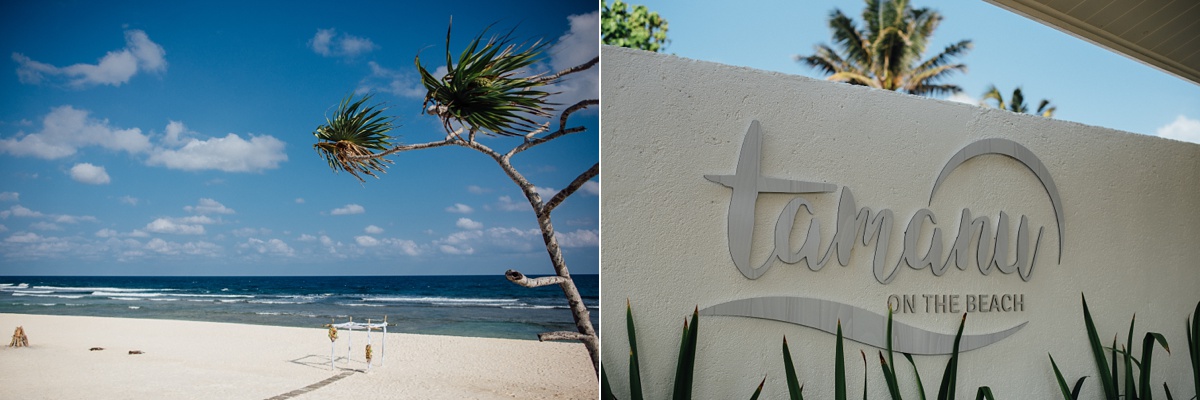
(0, 313, 596, 399)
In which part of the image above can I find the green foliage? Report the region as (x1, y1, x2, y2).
(936, 314, 967, 400)
(312, 93, 396, 182)
(981, 85, 1056, 117)
(1049, 354, 1087, 400)
(797, 0, 972, 96)
(837, 321, 847, 400)
(415, 20, 554, 138)
(749, 377, 766, 400)
(783, 336, 806, 400)
(607, 302, 745, 400)
(627, 300, 643, 400)
(601, 0, 669, 52)
(974, 387, 995, 400)
(1053, 294, 1178, 400)
(673, 307, 700, 399)
(1189, 301, 1200, 400)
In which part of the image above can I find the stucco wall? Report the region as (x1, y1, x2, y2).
(600, 45, 1200, 398)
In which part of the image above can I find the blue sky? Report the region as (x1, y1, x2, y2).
(0, 1, 599, 276)
(634, 0, 1200, 142)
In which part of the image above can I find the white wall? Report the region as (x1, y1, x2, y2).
(600, 45, 1200, 399)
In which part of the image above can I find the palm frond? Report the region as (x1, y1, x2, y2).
(981, 85, 1005, 109)
(416, 21, 554, 138)
(312, 93, 397, 182)
(829, 10, 872, 67)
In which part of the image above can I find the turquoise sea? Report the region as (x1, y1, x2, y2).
(0, 275, 598, 340)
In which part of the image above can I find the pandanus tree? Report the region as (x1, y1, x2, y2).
(312, 22, 601, 373)
(981, 85, 1056, 118)
(796, 0, 972, 97)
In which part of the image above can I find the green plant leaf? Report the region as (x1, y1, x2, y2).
(783, 336, 805, 400)
(837, 321, 847, 400)
(1050, 354, 1075, 400)
(601, 365, 617, 400)
(626, 300, 643, 400)
(1188, 301, 1199, 400)
(1126, 317, 1137, 400)
(862, 350, 869, 400)
(904, 353, 928, 400)
(974, 387, 995, 400)
(1161, 382, 1173, 400)
(1071, 376, 1087, 400)
(1123, 344, 1137, 400)
(881, 351, 902, 400)
(882, 307, 902, 399)
(937, 314, 966, 400)
(1083, 294, 1118, 400)
(1139, 332, 1169, 400)
(672, 307, 699, 400)
(749, 377, 766, 400)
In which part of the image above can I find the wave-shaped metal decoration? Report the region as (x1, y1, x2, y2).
(699, 296, 1026, 355)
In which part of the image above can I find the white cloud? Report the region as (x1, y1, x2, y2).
(364, 225, 384, 234)
(946, 92, 978, 105)
(355, 235, 380, 247)
(0, 192, 18, 202)
(232, 227, 271, 237)
(357, 61, 425, 98)
(439, 244, 474, 255)
(467, 185, 490, 194)
(54, 214, 97, 224)
(295, 198, 305, 204)
(13, 29, 166, 88)
(581, 180, 599, 195)
(161, 120, 193, 146)
(497, 195, 526, 211)
(175, 215, 216, 224)
(544, 11, 600, 109)
(330, 204, 365, 215)
(146, 133, 287, 172)
(0, 225, 7, 233)
(95, 228, 118, 238)
(0, 105, 151, 159)
(6, 232, 43, 243)
(309, 28, 377, 59)
(456, 218, 483, 230)
(555, 229, 598, 247)
(69, 163, 111, 185)
(144, 217, 205, 235)
(298, 234, 317, 242)
(145, 238, 222, 256)
(118, 195, 139, 206)
(30, 221, 62, 231)
(445, 203, 473, 214)
(185, 198, 235, 215)
(1155, 115, 1200, 144)
(319, 235, 334, 246)
(0, 205, 44, 219)
(535, 186, 558, 199)
(240, 238, 295, 257)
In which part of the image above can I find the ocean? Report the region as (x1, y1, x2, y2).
(0, 275, 598, 341)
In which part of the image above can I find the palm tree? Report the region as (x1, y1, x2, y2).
(312, 22, 601, 374)
(796, 0, 972, 97)
(981, 85, 1056, 117)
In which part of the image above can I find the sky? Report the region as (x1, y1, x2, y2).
(633, 0, 1200, 143)
(0, 1, 599, 276)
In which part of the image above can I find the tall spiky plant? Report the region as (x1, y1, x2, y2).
(796, 0, 972, 97)
(981, 85, 1056, 117)
(312, 21, 601, 374)
(416, 20, 555, 141)
(312, 94, 396, 182)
